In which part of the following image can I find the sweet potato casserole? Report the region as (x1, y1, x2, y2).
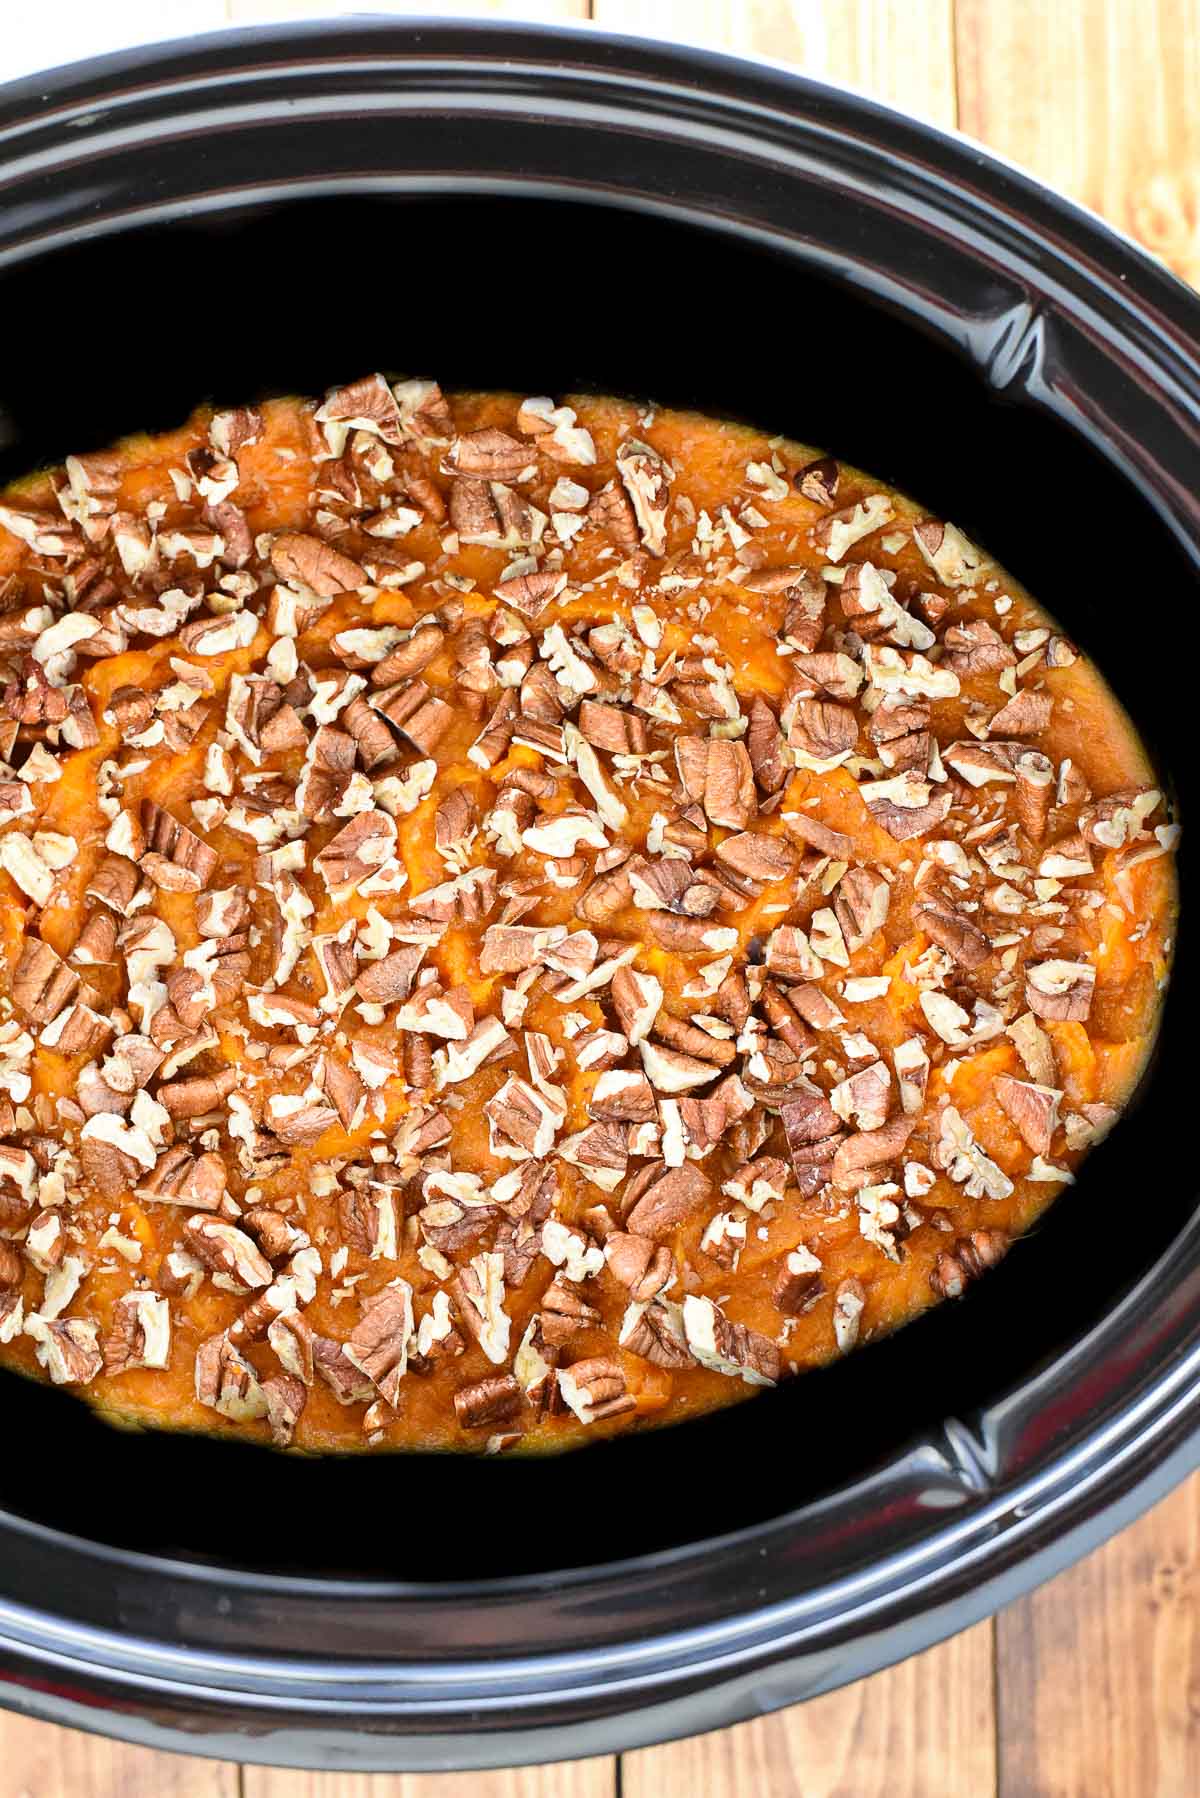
(0, 378, 1177, 1452)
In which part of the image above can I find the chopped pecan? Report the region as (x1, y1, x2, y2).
(621, 1301, 695, 1368)
(714, 830, 795, 885)
(103, 1290, 170, 1374)
(262, 1373, 307, 1447)
(615, 439, 671, 555)
(141, 800, 217, 891)
(446, 427, 533, 482)
(916, 900, 991, 970)
(558, 1354, 637, 1423)
(994, 1074, 1061, 1155)
(681, 1294, 780, 1384)
(184, 1216, 273, 1290)
(12, 938, 79, 1024)
(610, 966, 662, 1043)
(451, 1250, 511, 1364)
(625, 1164, 711, 1239)
(831, 1116, 915, 1191)
(26, 1316, 103, 1387)
(587, 480, 639, 551)
(345, 1281, 413, 1407)
(860, 775, 953, 842)
(912, 519, 986, 587)
(605, 1231, 674, 1300)
(930, 1229, 1009, 1298)
(788, 698, 857, 762)
(942, 617, 1015, 674)
(795, 456, 840, 505)
(578, 698, 649, 755)
(158, 1069, 236, 1119)
(773, 1245, 823, 1315)
(316, 373, 404, 444)
(1025, 959, 1095, 1022)
(356, 944, 425, 1003)
(494, 569, 566, 619)
(455, 1373, 523, 1431)
(746, 696, 788, 793)
(270, 531, 365, 595)
(702, 738, 757, 829)
(810, 494, 894, 562)
(989, 688, 1052, 736)
(1014, 750, 1054, 841)
(371, 623, 445, 686)
(833, 866, 890, 952)
(373, 679, 454, 755)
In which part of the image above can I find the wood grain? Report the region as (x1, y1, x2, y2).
(242, 1755, 616, 1798)
(956, 0, 1200, 284)
(623, 1624, 996, 1798)
(226, 0, 590, 22)
(0, 1714, 238, 1798)
(592, 0, 957, 126)
(996, 1479, 1200, 1798)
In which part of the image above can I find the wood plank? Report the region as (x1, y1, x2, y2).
(955, 0, 1200, 284)
(591, 0, 958, 127)
(226, 0, 590, 22)
(0, 1710, 239, 1798)
(996, 1475, 1200, 1798)
(623, 1623, 996, 1798)
(243, 1752, 616, 1798)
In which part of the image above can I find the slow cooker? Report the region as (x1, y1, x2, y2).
(0, 17, 1195, 1772)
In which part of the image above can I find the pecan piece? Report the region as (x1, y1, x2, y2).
(746, 696, 788, 793)
(557, 1355, 637, 1423)
(1024, 959, 1095, 1022)
(493, 569, 566, 620)
(26, 1316, 103, 1387)
(371, 623, 445, 686)
(703, 738, 757, 829)
(625, 1164, 711, 1239)
(616, 438, 671, 555)
(989, 688, 1052, 736)
(916, 900, 991, 970)
(834, 866, 890, 952)
(714, 831, 796, 885)
(12, 938, 79, 1024)
(587, 480, 639, 551)
(345, 1281, 414, 1408)
(788, 698, 857, 763)
(831, 1116, 916, 1192)
(795, 455, 840, 505)
(446, 427, 533, 482)
(773, 1246, 823, 1315)
(270, 532, 365, 595)
(681, 1294, 780, 1385)
(930, 1229, 1009, 1299)
(994, 1075, 1061, 1156)
(621, 1301, 695, 1368)
(605, 1231, 674, 1300)
(454, 1374, 523, 1431)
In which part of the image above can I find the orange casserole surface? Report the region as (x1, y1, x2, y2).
(0, 379, 1178, 1454)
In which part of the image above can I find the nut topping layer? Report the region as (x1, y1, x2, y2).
(0, 383, 1177, 1454)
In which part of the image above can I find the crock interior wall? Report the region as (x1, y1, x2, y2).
(0, 195, 1188, 1582)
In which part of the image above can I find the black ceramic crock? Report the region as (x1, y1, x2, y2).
(0, 17, 1196, 1773)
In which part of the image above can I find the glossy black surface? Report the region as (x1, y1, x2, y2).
(0, 16, 1196, 1771)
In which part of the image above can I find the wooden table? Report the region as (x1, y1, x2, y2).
(3, 1, 1199, 1793)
